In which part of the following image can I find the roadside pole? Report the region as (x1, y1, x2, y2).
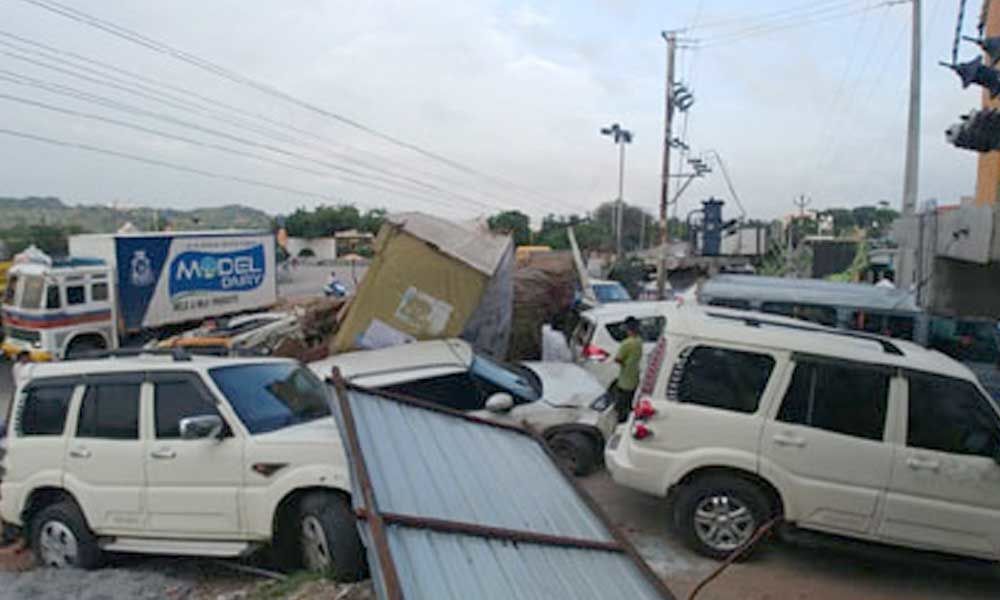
(616, 139, 626, 258)
(656, 31, 677, 300)
(899, 0, 922, 290)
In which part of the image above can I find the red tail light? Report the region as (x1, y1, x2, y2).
(632, 422, 653, 440)
(581, 344, 610, 362)
(633, 397, 656, 420)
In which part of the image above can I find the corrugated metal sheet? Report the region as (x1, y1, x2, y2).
(388, 212, 511, 276)
(333, 385, 673, 600)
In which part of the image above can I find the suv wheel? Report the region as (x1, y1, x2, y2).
(30, 501, 102, 569)
(294, 492, 366, 581)
(673, 475, 772, 560)
(548, 431, 599, 476)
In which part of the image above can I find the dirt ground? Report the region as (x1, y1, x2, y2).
(579, 470, 1000, 600)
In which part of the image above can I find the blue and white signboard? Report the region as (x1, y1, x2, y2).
(113, 232, 276, 331)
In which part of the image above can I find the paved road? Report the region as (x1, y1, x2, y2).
(580, 470, 1000, 600)
(277, 263, 367, 300)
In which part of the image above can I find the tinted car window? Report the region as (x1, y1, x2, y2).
(18, 385, 73, 436)
(761, 302, 837, 327)
(382, 372, 483, 411)
(778, 362, 889, 441)
(3, 274, 16, 304)
(210, 363, 330, 435)
(66, 285, 86, 306)
(470, 356, 540, 402)
(593, 283, 631, 303)
(908, 373, 1000, 457)
(77, 383, 140, 440)
(606, 316, 666, 343)
(668, 346, 775, 414)
(707, 298, 751, 310)
(45, 286, 61, 309)
(155, 380, 220, 439)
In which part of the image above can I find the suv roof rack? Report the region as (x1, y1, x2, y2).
(705, 311, 905, 356)
(70, 347, 193, 362)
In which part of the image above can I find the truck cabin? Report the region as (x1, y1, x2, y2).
(1, 254, 115, 361)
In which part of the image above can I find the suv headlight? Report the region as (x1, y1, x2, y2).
(590, 393, 612, 412)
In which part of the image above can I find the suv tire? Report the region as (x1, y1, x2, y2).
(30, 501, 102, 569)
(673, 474, 772, 561)
(293, 492, 366, 581)
(548, 431, 599, 476)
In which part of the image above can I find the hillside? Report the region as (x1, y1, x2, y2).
(0, 196, 273, 232)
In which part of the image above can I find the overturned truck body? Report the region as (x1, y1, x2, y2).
(331, 212, 513, 359)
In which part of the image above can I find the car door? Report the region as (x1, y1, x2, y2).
(64, 374, 145, 533)
(878, 372, 1000, 557)
(143, 372, 244, 537)
(760, 358, 894, 536)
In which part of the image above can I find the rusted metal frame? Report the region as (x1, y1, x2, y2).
(331, 371, 404, 600)
(357, 509, 624, 553)
(337, 379, 676, 600)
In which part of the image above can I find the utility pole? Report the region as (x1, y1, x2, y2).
(656, 31, 677, 300)
(899, 0, 922, 291)
(793, 194, 811, 218)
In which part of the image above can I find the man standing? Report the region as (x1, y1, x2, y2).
(613, 317, 642, 422)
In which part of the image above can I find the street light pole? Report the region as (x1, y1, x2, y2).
(600, 123, 632, 258)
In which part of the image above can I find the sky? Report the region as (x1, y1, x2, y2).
(0, 0, 986, 223)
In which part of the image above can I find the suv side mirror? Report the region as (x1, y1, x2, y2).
(485, 393, 514, 413)
(180, 414, 224, 440)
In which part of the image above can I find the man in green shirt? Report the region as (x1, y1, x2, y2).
(613, 317, 642, 422)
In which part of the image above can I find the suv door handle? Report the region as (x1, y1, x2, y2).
(150, 449, 176, 460)
(906, 456, 940, 472)
(772, 433, 807, 448)
(68, 448, 91, 459)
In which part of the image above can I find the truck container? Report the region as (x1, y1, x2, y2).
(2, 231, 276, 360)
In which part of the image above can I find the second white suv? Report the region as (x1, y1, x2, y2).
(0, 352, 365, 578)
(606, 305, 1000, 561)
(310, 338, 617, 475)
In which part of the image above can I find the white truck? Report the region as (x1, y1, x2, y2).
(2, 231, 277, 360)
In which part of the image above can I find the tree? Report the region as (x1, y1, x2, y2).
(359, 208, 387, 234)
(285, 204, 362, 238)
(487, 210, 531, 245)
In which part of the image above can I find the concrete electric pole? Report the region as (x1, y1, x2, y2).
(656, 31, 678, 300)
(898, 0, 922, 290)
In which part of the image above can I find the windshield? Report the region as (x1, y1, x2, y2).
(929, 317, 1000, 364)
(593, 282, 631, 303)
(19, 275, 44, 309)
(209, 363, 330, 434)
(470, 355, 541, 402)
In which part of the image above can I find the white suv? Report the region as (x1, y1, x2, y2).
(0, 352, 365, 578)
(606, 305, 1000, 561)
(310, 338, 616, 475)
(570, 301, 672, 388)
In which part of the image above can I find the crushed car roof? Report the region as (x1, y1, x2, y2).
(330, 383, 674, 600)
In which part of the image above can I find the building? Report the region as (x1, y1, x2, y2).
(334, 229, 374, 256)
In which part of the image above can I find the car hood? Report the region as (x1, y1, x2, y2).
(522, 361, 605, 407)
(253, 416, 342, 445)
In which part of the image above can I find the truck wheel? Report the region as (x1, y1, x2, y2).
(65, 337, 104, 359)
(30, 501, 102, 569)
(296, 492, 366, 582)
(548, 431, 599, 476)
(673, 475, 772, 561)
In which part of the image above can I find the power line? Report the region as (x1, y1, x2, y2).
(16, 0, 581, 212)
(0, 68, 504, 212)
(0, 126, 350, 203)
(700, 2, 879, 46)
(0, 91, 486, 213)
(0, 29, 530, 211)
(696, 0, 868, 36)
(0, 42, 513, 212)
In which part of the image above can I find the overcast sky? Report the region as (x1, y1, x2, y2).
(0, 0, 984, 222)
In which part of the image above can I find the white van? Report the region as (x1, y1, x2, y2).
(606, 305, 1000, 561)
